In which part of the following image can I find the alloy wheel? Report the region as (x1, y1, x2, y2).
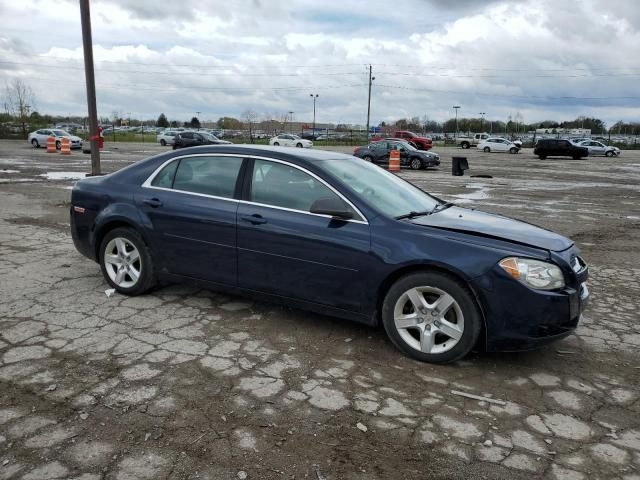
(103, 237, 142, 289)
(393, 286, 464, 355)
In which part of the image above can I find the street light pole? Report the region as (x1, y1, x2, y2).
(453, 106, 461, 139)
(310, 94, 318, 135)
(79, 0, 100, 175)
(479, 112, 486, 132)
(366, 65, 375, 139)
(288, 111, 294, 133)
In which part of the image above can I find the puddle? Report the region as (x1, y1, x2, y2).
(453, 182, 492, 204)
(39, 172, 87, 180)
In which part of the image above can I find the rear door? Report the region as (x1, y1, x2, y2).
(236, 158, 371, 312)
(137, 154, 245, 285)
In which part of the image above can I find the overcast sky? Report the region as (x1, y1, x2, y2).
(1, 0, 639, 127)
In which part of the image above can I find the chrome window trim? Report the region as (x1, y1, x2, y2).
(141, 153, 369, 225)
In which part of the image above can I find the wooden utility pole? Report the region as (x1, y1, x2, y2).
(79, 0, 101, 175)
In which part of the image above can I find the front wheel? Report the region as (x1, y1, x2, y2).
(483, 147, 490, 153)
(538, 155, 546, 160)
(31, 139, 39, 148)
(572, 155, 581, 160)
(55, 141, 61, 150)
(99, 227, 156, 296)
(509, 147, 518, 154)
(382, 272, 481, 364)
(409, 157, 422, 170)
(362, 155, 373, 163)
(605, 151, 613, 157)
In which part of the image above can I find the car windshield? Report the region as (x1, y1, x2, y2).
(290, 135, 301, 140)
(52, 130, 69, 136)
(320, 158, 440, 218)
(200, 132, 218, 140)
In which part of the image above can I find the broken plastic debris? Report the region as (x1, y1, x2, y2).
(356, 422, 368, 432)
(105, 288, 116, 297)
(451, 390, 507, 406)
(46, 384, 57, 392)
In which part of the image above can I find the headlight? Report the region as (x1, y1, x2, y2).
(498, 257, 565, 290)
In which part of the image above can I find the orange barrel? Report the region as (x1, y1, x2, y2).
(60, 137, 71, 155)
(46, 136, 56, 153)
(389, 150, 401, 172)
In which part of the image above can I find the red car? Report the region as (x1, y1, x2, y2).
(372, 131, 432, 150)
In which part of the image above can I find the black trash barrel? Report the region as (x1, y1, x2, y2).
(452, 156, 469, 176)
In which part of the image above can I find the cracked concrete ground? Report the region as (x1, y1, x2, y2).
(0, 140, 639, 479)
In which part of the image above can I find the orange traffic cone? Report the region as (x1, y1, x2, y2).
(47, 136, 56, 153)
(60, 137, 71, 155)
(388, 150, 401, 172)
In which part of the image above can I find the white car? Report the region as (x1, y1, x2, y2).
(477, 137, 520, 154)
(577, 140, 621, 157)
(28, 129, 83, 149)
(269, 134, 312, 148)
(157, 130, 180, 146)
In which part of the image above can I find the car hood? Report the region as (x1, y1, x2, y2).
(409, 206, 573, 252)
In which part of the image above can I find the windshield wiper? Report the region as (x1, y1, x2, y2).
(395, 210, 433, 220)
(395, 202, 454, 220)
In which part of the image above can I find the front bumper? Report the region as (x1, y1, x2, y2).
(471, 261, 589, 351)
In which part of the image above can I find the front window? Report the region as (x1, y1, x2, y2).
(320, 158, 439, 218)
(250, 160, 357, 216)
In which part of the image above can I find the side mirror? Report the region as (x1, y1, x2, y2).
(310, 197, 353, 220)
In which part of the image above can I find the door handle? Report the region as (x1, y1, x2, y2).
(143, 198, 163, 208)
(240, 214, 267, 225)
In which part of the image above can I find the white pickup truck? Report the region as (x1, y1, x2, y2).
(457, 133, 491, 149)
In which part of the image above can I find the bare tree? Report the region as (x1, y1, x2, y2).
(241, 109, 258, 143)
(5, 79, 35, 138)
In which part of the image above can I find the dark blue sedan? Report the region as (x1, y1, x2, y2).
(70, 145, 589, 363)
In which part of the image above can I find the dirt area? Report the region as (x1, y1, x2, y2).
(0, 139, 639, 480)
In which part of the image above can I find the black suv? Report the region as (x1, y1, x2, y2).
(534, 139, 589, 160)
(173, 132, 231, 150)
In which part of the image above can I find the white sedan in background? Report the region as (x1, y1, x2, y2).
(577, 140, 621, 157)
(156, 130, 180, 146)
(28, 129, 83, 149)
(477, 137, 520, 154)
(269, 134, 312, 148)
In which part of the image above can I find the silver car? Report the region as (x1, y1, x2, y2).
(577, 140, 621, 157)
(28, 129, 83, 149)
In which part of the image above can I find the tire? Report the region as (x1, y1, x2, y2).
(296, 143, 303, 148)
(381, 271, 481, 364)
(483, 147, 490, 153)
(273, 142, 280, 146)
(55, 141, 61, 150)
(509, 147, 518, 154)
(160, 139, 167, 146)
(31, 139, 39, 148)
(605, 151, 613, 157)
(99, 227, 156, 296)
(362, 155, 373, 163)
(572, 155, 581, 160)
(461, 142, 470, 149)
(538, 155, 546, 160)
(409, 157, 422, 170)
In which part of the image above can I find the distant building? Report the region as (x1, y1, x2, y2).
(535, 128, 591, 135)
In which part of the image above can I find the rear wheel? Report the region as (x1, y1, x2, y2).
(538, 155, 546, 160)
(483, 147, 490, 153)
(296, 143, 303, 148)
(509, 147, 518, 154)
(461, 142, 470, 149)
(362, 155, 373, 163)
(31, 139, 39, 148)
(382, 271, 481, 364)
(572, 155, 581, 160)
(409, 157, 423, 170)
(160, 139, 167, 146)
(273, 142, 280, 146)
(99, 227, 156, 296)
